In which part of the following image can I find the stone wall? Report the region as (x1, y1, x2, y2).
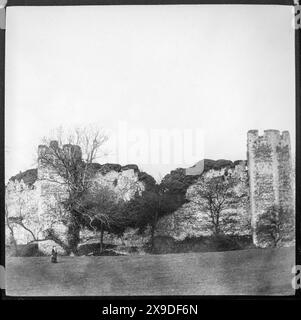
(156, 162, 251, 240)
(6, 130, 295, 253)
(5, 178, 68, 252)
(6, 142, 148, 254)
(91, 168, 144, 201)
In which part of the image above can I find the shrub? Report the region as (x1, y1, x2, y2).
(256, 205, 295, 247)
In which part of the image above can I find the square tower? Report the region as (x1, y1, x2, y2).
(247, 130, 294, 246)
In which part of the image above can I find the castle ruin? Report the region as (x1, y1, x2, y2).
(6, 141, 148, 253)
(247, 130, 295, 246)
(5, 130, 295, 253)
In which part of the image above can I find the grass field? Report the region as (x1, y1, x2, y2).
(6, 247, 295, 296)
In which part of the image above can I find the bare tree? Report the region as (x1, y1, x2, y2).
(42, 125, 108, 164)
(73, 126, 108, 163)
(120, 183, 179, 252)
(38, 126, 109, 254)
(5, 186, 43, 242)
(5, 203, 19, 255)
(5, 190, 63, 250)
(78, 185, 127, 253)
(188, 175, 240, 235)
(77, 171, 147, 254)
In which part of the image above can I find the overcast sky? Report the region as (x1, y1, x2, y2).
(5, 5, 295, 182)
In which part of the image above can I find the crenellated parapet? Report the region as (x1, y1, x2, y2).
(38, 141, 82, 181)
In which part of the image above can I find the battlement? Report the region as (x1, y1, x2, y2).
(38, 141, 82, 181)
(247, 129, 291, 146)
(38, 141, 82, 161)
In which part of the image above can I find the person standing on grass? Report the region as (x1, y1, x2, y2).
(51, 246, 58, 263)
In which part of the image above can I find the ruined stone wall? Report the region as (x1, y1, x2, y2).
(247, 130, 294, 246)
(5, 177, 68, 256)
(6, 130, 295, 253)
(5, 180, 40, 245)
(91, 168, 144, 201)
(6, 142, 146, 254)
(156, 162, 251, 240)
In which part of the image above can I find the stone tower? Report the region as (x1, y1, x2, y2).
(247, 130, 294, 246)
(38, 141, 82, 181)
(37, 141, 83, 219)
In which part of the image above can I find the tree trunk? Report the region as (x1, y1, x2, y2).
(66, 218, 80, 255)
(214, 225, 220, 235)
(151, 225, 155, 251)
(6, 225, 19, 256)
(151, 210, 159, 252)
(5, 205, 19, 256)
(99, 223, 104, 254)
(214, 216, 221, 235)
(46, 231, 72, 255)
(273, 233, 280, 247)
(10, 234, 19, 256)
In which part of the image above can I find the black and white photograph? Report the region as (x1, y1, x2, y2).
(1, 1, 299, 298)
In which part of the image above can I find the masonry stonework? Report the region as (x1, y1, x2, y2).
(6, 130, 295, 254)
(247, 130, 294, 246)
(6, 141, 146, 254)
(155, 161, 251, 240)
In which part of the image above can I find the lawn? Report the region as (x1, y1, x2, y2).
(5, 247, 295, 296)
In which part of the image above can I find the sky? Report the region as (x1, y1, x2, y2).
(5, 5, 296, 182)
